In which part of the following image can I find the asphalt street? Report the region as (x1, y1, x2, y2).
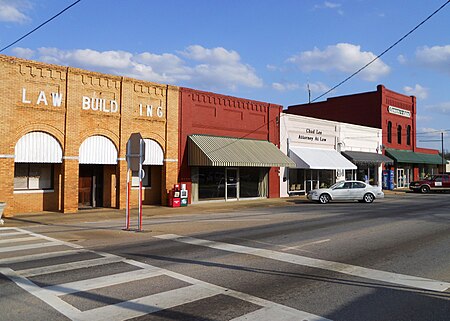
(1, 192, 449, 321)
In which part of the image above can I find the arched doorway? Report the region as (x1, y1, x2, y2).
(78, 135, 118, 208)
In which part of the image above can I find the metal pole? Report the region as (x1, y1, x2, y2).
(442, 132, 444, 173)
(125, 143, 130, 231)
(138, 139, 143, 231)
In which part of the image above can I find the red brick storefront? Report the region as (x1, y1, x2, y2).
(178, 88, 292, 203)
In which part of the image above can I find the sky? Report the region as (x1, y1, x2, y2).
(1, 0, 449, 151)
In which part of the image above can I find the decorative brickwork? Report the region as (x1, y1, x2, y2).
(0, 55, 179, 216)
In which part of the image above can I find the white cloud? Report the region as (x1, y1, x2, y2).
(425, 101, 450, 114)
(0, 0, 31, 23)
(314, 1, 344, 15)
(11, 47, 34, 59)
(415, 45, 450, 74)
(287, 43, 390, 81)
(22, 45, 262, 91)
(403, 84, 428, 99)
(416, 115, 432, 122)
(397, 54, 407, 64)
(272, 82, 300, 92)
(305, 81, 331, 94)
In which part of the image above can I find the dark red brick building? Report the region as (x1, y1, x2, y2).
(286, 85, 444, 187)
(178, 88, 294, 203)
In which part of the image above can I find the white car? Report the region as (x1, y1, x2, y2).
(307, 180, 384, 204)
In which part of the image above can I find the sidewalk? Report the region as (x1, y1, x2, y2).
(2, 190, 408, 228)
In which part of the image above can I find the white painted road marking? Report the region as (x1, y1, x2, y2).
(155, 234, 450, 292)
(0, 227, 332, 321)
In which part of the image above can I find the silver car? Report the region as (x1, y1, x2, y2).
(307, 180, 384, 204)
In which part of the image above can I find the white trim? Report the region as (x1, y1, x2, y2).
(117, 157, 126, 161)
(14, 189, 55, 194)
(164, 158, 178, 162)
(0, 154, 15, 159)
(62, 156, 79, 160)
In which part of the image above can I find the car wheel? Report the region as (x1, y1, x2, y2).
(363, 193, 374, 203)
(420, 185, 430, 194)
(319, 194, 330, 204)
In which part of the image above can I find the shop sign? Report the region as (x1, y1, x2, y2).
(298, 128, 327, 142)
(82, 96, 118, 113)
(388, 106, 411, 118)
(21, 88, 63, 107)
(139, 104, 163, 118)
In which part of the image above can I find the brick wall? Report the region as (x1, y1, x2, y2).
(0, 55, 179, 216)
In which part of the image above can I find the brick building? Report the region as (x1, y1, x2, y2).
(286, 85, 444, 187)
(178, 88, 294, 203)
(0, 55, 179, 216)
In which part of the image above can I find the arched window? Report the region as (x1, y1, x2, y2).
(407, 125, 411, 145)
(387, 121, 392, 143)
(397, 125, 402, 144)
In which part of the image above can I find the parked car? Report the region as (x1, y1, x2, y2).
(409, 173, 450, 193)
(307, 180, 384, 204)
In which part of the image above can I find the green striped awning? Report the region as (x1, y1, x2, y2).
(188, 135, 296, 167)
(385, 148, 445, 165)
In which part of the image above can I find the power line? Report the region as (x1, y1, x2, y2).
(311, 0, 450, 103)
(0, 0, 82, 53)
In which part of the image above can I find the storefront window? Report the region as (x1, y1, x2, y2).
(387, 121, 392, 143)
(14, 163, 53, 190)
(240, 167, 267, 198)
(289, 169, 305, 192)
(198, 167, 225, 200)
(407, 125, 411, 146)
(318, 170, 334, 188)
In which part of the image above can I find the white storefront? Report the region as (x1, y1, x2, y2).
(280, 114, 390, 197)
(338, 122, 392, 187)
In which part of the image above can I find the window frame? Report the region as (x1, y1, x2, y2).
(406, 125, 411, 145)
(387, 121, 392, 143)
(14, 163, 54, 191)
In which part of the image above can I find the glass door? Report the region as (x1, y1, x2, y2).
(397, 168, 405, 188)
(226, 168, 238, 200)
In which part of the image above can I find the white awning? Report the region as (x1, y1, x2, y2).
(143, 139, 164, 165)
(289, 147, 357, 170)
(79, 135, 118, 164)
(15, 131, 62, 163)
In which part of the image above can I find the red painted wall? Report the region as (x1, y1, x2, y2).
(178, 87, 282, 199)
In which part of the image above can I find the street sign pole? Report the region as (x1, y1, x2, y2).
(125, 133, 146, 232)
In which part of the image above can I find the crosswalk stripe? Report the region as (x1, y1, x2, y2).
(0, 241, 68, 253)
(1, 228, 332, 321)
(0, 267, 83, 318)
(44, 267, 165, 296)
(0, 249, 87, 265)
(156, 234, 450, 292)
(18, 254, 125, 277)
(0, 236, 41, 244)
(77, 284, 221, 321)
(230, 306, 328, 321)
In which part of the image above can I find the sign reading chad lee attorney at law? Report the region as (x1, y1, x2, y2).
(21, 88, 163, 118)
(298, 128, 328, 143)
(388, 105, 411, 118)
